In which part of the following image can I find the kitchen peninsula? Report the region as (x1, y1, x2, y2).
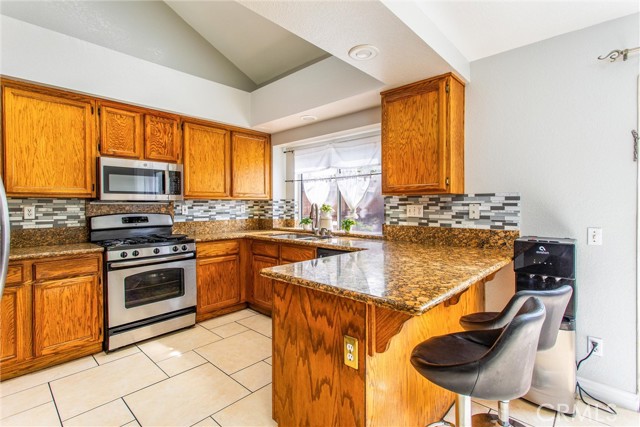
(260, 238, 512, 427)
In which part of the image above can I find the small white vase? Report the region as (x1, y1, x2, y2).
(319, 212, 333, 230)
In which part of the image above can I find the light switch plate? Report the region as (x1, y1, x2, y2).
(23, 206, 35, 220)
(469, 203, 481, 220)
(407, 205, 424, 218)
(588, 227, 602, 245)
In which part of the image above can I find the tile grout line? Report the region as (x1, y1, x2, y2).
(120, 397, 141, 427)
(209, 381, 273, 423)
(48, 382, 64, 427)
(0, 401, 56, 423)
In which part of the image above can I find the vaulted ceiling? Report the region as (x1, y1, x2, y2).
(1, 0, 637, 133)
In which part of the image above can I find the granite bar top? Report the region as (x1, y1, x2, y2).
(260, 238, 512, 316)
(9, 243, 104, 261)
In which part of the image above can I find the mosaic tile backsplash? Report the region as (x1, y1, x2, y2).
(385, 193, 520, 230)
(169, 199, 296, 222)
(8, 198, 297, 230)
(8, 198, 85, 229)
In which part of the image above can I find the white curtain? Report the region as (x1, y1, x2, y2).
(295, 132, 380, 218)
(336, 168, 371, 218)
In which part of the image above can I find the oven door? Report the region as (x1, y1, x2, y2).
(107, 255, 196, 328)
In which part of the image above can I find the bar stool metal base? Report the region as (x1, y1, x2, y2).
(471, 413, 527, 427)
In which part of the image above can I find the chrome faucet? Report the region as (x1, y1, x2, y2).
(309, 203, 319, 235)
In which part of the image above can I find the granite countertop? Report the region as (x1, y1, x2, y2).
(260, 238, 512, 316)
(9, 243, 104, 261)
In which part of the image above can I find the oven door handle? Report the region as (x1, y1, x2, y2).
(109, 253, 195, 269)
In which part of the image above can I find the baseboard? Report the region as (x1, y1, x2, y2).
(577, 376, 640, 411)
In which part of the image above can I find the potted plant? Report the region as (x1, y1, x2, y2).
(300, 217, 312, 231)
(341, 218, 357, 233)
(319, 204, 333, 230)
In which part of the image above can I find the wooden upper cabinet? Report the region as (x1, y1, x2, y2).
(145, 114, 181, 163)
(98, 102, 143, 159)
(381, 73, 464, 195)
(183, 121, 231, 199)
(231, 132, 271, 199)
(2, 82, 96, 197)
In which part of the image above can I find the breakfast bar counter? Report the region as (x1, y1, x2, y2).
(260, 238, 512, 427)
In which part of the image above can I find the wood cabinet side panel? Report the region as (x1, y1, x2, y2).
(448, 77, 465, 194)
(251, 255, 278, 310)
(273, 281, 366, 427)
(365, 281, 484, 427)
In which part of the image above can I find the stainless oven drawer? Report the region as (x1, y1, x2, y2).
(107, 258, 196, 328)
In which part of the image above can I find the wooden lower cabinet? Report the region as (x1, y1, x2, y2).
(250, 255, 278, 312)
(33, 275, 102, 357)
(196, 240, 245, 322)
(0, 281, 31, 367)
(0, 254, 104, 381)
(248, 242, 317, 315)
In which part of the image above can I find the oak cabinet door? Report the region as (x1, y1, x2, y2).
(197, 255, 241, 315)
(381, 73, 464, 195)
(0, 282, 31, 366)
(184, 122, 231, 198)
(144, 114, 181, 163)
(231, 132, 271, 199)
(99, 103, 143, 159)
(2, 85, 96, 197)
(33, 275, 102, 357)
(251, 255, 278, 310)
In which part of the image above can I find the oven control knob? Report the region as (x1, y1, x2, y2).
(120, 252, 128, 258)
(172, 246, 179, 252)
(132, 250, 140, 257)
(181, 245, 188, 251)
(153, 248, 160, 255)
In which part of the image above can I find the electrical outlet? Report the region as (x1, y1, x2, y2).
(469, 203, 481, 220)
(180, 205, 188, 215)
(343, 335, 359, 369)
(588, 336, 603, 357)
(406, 205, 424, 218)
(23, 206, 35, 220)
(239, 205, 246, 214)
(587, 227, 603, 245)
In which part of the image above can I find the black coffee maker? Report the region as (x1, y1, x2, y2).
(514, 236, 577, 414)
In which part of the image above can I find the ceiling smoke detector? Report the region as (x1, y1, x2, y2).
(300, 115, 317, 122)
(348, 44, 379, 61)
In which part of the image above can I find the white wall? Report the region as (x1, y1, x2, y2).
(467, 13, 639, 396)
(0, 16, 252, 127)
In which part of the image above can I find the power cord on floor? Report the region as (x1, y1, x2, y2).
(575, 341, 617, 415)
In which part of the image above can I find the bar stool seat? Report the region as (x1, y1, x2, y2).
(411, 297, 546, 427)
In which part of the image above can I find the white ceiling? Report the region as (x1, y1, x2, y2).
(417, 0, 640, 61)
(165, 1, 328, 86)
(1, 0, 638, 134)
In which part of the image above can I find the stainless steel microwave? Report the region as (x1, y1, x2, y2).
(98, 157, 183, 201)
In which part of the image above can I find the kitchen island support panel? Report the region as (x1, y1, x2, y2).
(272, 279, 485, 426)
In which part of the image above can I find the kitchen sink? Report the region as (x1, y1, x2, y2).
(270, 233, 330, 241)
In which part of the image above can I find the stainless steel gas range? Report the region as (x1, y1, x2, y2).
(90, 213, 196, 351)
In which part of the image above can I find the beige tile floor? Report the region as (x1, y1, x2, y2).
(0, 308, 637, 427)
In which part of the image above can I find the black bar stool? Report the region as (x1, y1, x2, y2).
(411, 297, 546, 427)
(460, 285, 572, 351)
